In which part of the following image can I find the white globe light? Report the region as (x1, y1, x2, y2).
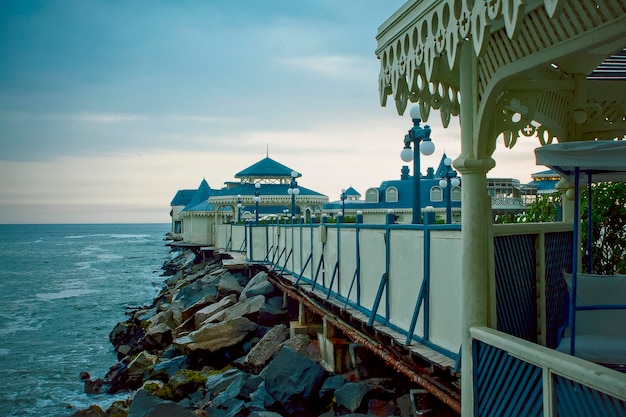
(409, 106, 421, 120)
(237, 194, 242, 199)
(255, 182, 261, 189)
(451, 177, 461, 187)
(420, 140, 435, 155)
(291, 170, 298, 178)
(237, 203, 242, 208)
(253, 196, 260, 203)
(293, 188, 300, 195)
(400, 148, 414, 162)
(439, 179, 447, 188)
(444, 157, 453, 167)
(287, 188, 293, 195)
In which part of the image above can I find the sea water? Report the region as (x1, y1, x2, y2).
(0, 224, 173, 416)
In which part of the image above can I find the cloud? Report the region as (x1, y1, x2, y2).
(279, 55, 373, 79)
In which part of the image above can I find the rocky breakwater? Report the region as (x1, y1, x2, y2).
(73, 249, 428, 417)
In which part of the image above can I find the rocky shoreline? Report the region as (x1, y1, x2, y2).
(71, 248, 440, 417)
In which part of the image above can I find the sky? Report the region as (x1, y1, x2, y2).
(0, 0, 541, 224)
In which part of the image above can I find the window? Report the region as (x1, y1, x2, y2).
(365, 188, 379, 202)
(386, 187, 398, 202)
(451, 186, 461, 202)
(430, 186, 443, 202)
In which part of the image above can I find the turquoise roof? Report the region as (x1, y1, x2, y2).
(343, 186, 361, 197)
(217, 183, 325, 197)
(182, 179, 218, 212)
(170, 189, 196, 206)
(235, 157, 301, 178)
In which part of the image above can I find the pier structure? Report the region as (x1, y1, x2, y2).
(216, 212, 625, 415)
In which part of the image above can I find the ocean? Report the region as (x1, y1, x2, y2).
(0, 223, 173, 417)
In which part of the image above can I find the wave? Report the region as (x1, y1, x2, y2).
(35, 288, 98, 301)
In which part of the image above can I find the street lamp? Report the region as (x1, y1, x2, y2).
(340, 189, 346, 217)
(287, 170, 300, 224)
(438, 157, 460, 224)
(253, 183, 261, 224)
(401, 106, 435, 224)
(236, 194, 242, 223)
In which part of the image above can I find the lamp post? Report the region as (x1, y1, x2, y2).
(253, 183, 261, 224)
(236, 194, 242, 223)
(340, 189, 346, 217)
(401, 106, 435, 224)
(439, 157, 460, 224)
(287, 170, 300, 224)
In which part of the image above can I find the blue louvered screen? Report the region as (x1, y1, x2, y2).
(544, 231, 573, 348)
(494, 234, 537, 342)
(473, 339, 543, 417)
(553, 374, 626, 416)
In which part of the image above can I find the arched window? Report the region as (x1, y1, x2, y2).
(365, 188, 379, 202)
(430, 186, 443, 202)
(386, 186, 398, 202)
(451, 186, 461, 202)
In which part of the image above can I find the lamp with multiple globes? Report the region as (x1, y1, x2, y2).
(401, 106, 435, 224)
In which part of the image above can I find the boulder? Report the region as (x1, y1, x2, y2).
(173, 317, 258, 354)
(334, 381, 373, 413)
(247, 381, 278, 413)
(217, 272, 244, 297)
(318, 374, 348, 403)
(260, 346, 327, 417)
(172, 280, 220, 321)
(145, 322, 173, 349)
(168, 369, 208, 401)
(150, 356, 189, 382)
(334, 379, 396, 415)
(193, 294, 237, 328)
(126, 351, 159, 385)
(240, 272, 274, 301)
(203, 397, 246, 417)
(128, 389, 195, 417)
(204, 368, 245, 401)
(207, 295, 266, 323)
(109, 320, 146, 357)
(240, 324, 290, 373)
(280, 333, 312, 357)
(70, 404, 106, 417)
(257, 296, 288, 327)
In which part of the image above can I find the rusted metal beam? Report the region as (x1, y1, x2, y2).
(267, 270, 462, 415)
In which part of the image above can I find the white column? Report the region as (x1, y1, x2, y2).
(455, 40, 496, 416)
(556, 179, 575, 222)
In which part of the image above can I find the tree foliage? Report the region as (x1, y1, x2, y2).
(580, 182, 626, 275)
(513, 183, 626, 274)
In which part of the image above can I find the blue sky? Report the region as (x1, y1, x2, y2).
(0, 1, 538, 224)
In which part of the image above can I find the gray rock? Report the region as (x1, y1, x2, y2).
(194, 294, 238, 328)
(217, 272, 244, 296)
(205, 368, 245, 400)
(260, 346, 327, 417)
(318, 374, 348, 403)
(240, 271, 273, 301)
(173, 279, 219, 321)
(209, 294, 266, 323)
(204, 397, 247, 417)
(150, 356, 188, 381)
(145, 322, 173, 348)
(248, 381, 278, 412)
(241, 324, 290, 373)
(128, 389, 195, 417)
(126, 351, 158, 384)
(173, 317, 258, 353)
(334, 382, 372, 413)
